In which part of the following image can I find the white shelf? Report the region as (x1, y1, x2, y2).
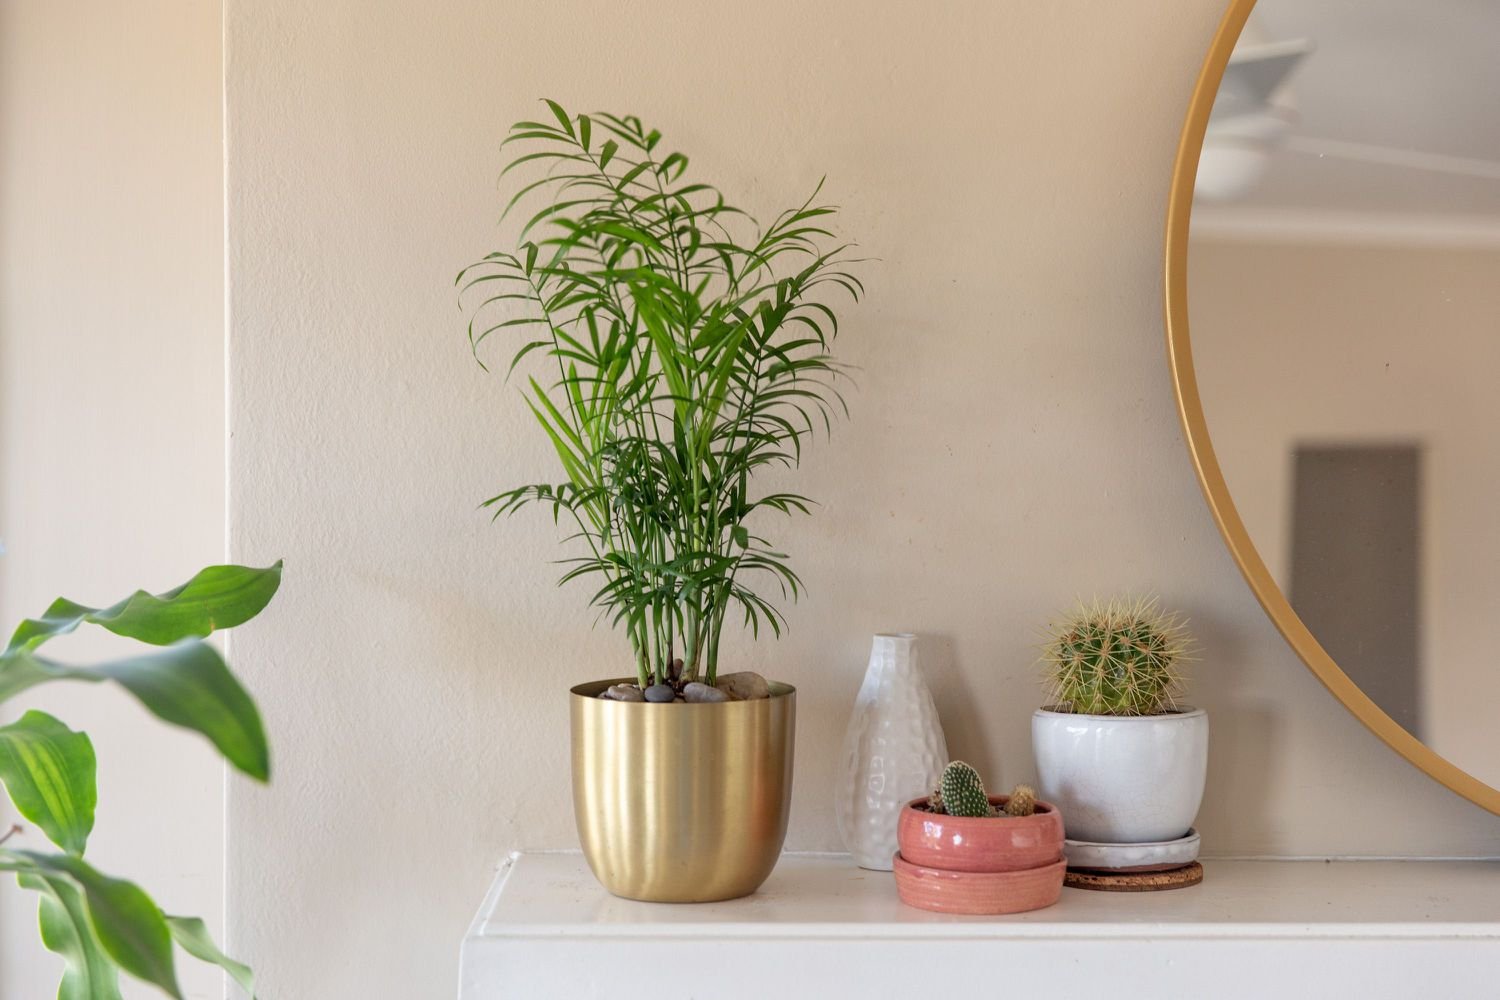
(459, 852, 1500, 999)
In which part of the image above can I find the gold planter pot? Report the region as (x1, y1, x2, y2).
(570, 678, 796, 902)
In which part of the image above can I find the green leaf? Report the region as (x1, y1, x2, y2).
(594, 222, 666, 254)
(659, 152, 688, 181)
(542, 98, 574, 137)
(0, 641, 270, 781)
(5, 851, 181, 998)
(598, 139, 618, 171)
(0, 711, 96, 854)
(18, 871, 124, 1000)
(6, 562, 284, 654)
(166, 915, 255, 998)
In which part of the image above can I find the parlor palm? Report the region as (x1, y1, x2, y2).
(459, 101, 862, 687)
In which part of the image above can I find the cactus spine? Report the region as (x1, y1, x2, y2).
(1003, 784, 1037, 817)
(939, 761, 990, 818)
(1041, 597, 1191, 716)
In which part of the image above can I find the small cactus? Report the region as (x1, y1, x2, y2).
(1040, 597, 1192, 716)
(1003, 784, 1037, 817)
(928, 782, 945, 814)
(939, 761, 990, 818)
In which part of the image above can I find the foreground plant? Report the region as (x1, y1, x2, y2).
(1041, 597, 1192, 716)
(0, 562, 281, 999)
(458, 100, 861, 688)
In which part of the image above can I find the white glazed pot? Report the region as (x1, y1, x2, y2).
(1031, 706, 1208, 844)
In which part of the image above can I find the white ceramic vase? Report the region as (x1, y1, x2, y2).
(1031, 706, 1208, 844)
(835, 633, 948, 871)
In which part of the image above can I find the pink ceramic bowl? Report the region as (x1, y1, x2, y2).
(896, 796, 1065, 873)
(893, 853, 1066, 915)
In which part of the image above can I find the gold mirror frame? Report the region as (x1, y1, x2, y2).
(1163, 0, 1500, 814)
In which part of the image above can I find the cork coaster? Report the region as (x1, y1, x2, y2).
(1064, 861, 1203, 892)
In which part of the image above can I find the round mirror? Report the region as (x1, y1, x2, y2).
(1166, 0, 1500, 810)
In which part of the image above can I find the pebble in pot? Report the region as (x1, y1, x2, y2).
(600, 684, 644, 702)
(715, 671, 770, 700)
(643, 683, 677, 703)
(683, 682, 729, 703)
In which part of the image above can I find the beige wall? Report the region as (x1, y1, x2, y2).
(0, 1, 225, 998)
(1192, 239, 1500, 788)
(224, 3, 1500, 997)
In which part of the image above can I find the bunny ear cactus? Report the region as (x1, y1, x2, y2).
(1041, 597, 1192, 716)
(928, 768, 1041, 819)
(938, 761, 991, 818)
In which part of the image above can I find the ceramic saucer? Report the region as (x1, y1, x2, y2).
(1063, 828, 1200, 872)
(893, 853, 1066, 914)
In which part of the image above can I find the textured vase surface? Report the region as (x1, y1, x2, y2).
(835, 633, 948, 870)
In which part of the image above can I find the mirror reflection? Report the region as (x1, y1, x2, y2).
(1189, 1, 1500, 786)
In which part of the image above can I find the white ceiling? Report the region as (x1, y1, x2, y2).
(1213, 0, 1500, 218)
